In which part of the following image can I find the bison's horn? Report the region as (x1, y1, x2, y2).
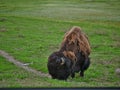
(61, 57, 65, 65)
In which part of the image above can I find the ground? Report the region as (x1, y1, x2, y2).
(0, 0, 120, 87)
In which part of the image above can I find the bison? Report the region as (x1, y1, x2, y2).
(47, 26, 91, 80)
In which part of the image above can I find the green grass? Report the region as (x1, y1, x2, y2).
(0, 0, 120, 87)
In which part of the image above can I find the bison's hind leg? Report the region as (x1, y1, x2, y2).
(80, 70, 84, 77)
(80, 57, 90, 77)
(70, 68, 75, 78)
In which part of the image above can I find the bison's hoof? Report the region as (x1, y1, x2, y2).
(71, 73, 75, 78)
(80, 72, 84, 77)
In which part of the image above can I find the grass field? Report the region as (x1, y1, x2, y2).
(0, 0, 120, 87)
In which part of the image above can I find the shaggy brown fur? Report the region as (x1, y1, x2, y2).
(63, 51, 77, 63)
(63, 51, 76, 61)
(60, 26, 91, 60)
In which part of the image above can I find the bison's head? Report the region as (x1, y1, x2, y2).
(47, 51, 72, 80)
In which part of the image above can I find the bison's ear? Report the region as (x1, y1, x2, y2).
(60, 57, 65, 65)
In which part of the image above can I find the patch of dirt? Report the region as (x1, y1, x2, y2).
(0, 27, 7, 32)
(0, 50, 51, 78)
(95, 30, 107, 36)
(18, 34, 25, 38)
(0, 18, 7, 22)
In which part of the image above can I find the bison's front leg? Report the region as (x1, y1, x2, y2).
(71, 72, 75, 78)
(70, 62, 76, 78)
(71, 68, 75, 78)
(80, 70, 84, 77)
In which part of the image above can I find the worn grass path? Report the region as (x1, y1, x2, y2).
(0, 50, 51, 78)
